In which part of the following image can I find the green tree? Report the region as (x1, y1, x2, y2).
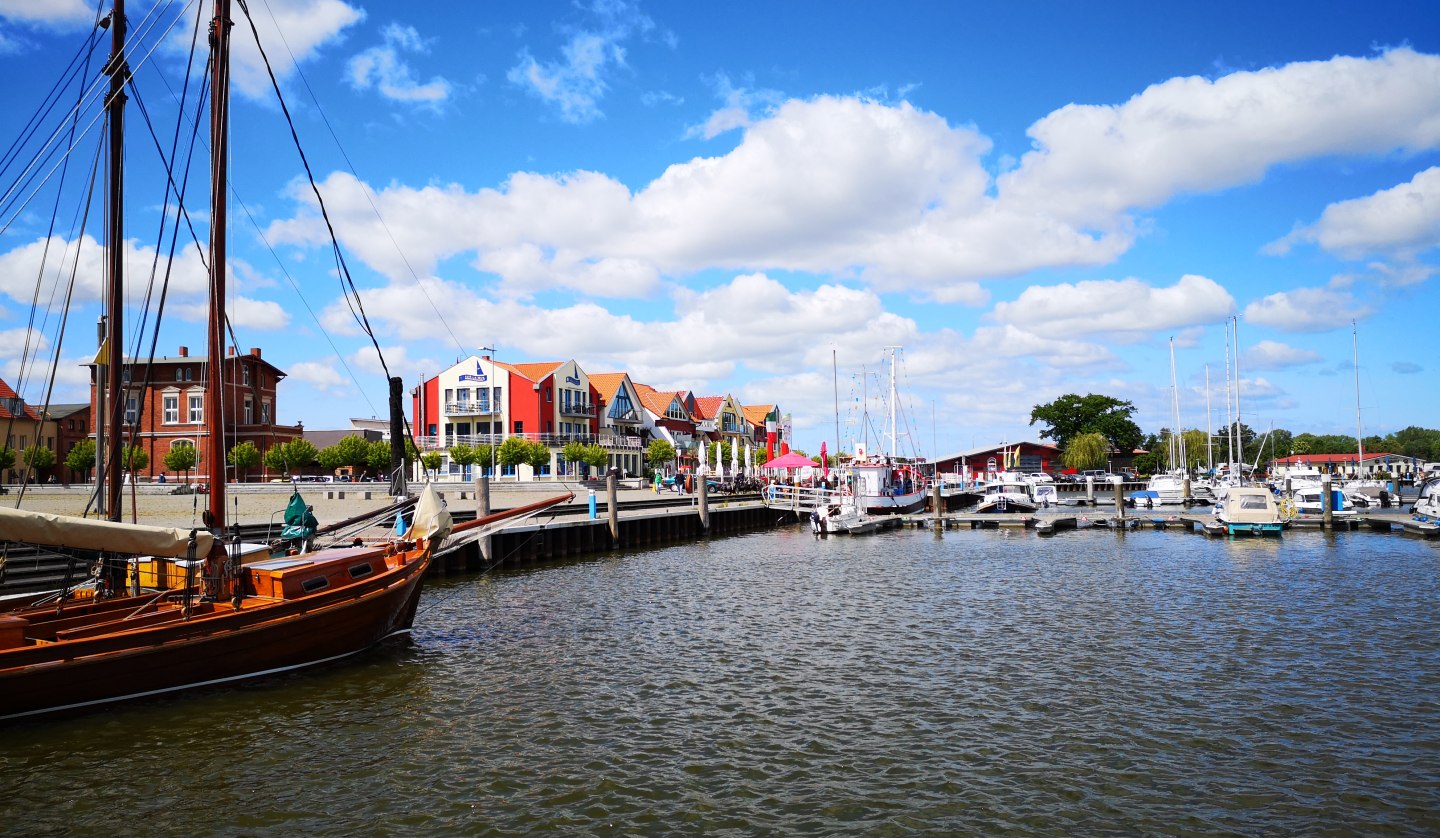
(228, 441, 261, 482)
(22, 446, 56, 481)
(264, 438, 319, 476)
(581, 443, 609, 472)
(561, 440, 588, 476)
(524, 440, 552, 471)
(317, 444, 348, 472)
(122, 444, 148, 472)
(419, 450, 443, 477)
(450, 442, 478, 480)
(162, 443, 198, 482)
(1030, 394, 1143, 452)
(0, 447, 15, 473)
(65, 438, 96, 481)
(332, 435, 373, 473)
(646, 439, 676, 470)
(1062, 432, 1110, 471)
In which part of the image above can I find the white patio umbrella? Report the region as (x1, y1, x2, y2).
(730, 440, 739, 477)
(697, 439, 707, 476)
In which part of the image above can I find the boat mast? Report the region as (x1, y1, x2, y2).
(103, 0, 127, 521)
(1205, 364, 1213, 475)
(886, 346, 898, 461)
(1353, 320, 1364, 474)
(1231, 316, 1242, 471)
(206, 0, 231, 530)
(832, 348, 840, 470)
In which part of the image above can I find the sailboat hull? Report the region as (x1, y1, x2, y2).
(0, 546, 429, 722)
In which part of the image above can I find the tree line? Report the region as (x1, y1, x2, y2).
(1030, 393, 1440, 473)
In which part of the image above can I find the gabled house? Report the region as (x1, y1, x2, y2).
(86, 346, 301, 482)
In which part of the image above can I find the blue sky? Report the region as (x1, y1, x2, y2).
(0, 0, 1437, 459)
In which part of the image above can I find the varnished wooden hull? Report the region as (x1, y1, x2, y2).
(0, 547, 429, 722)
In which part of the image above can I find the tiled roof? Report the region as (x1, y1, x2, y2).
(588, 372, 628, 401)
(693, 395, 724, 419)
(0, 378, 39, 420)
(502, 361, 565, 383)
(741, 404, 774, 426)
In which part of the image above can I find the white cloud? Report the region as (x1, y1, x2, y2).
(172, 0, 365, 100)
(347, 22, 452, 105)
(1243, 287, 1375, 333)
(0, 0, 92, 29)
(174, 297, 292, 331)
(999, 48, 1440, 225)
(990, 274, 1235, 340)
(1241, 339, 1322, 369)
(1268, 166, 1440, 259)
(284, 359, 350, 395)
(506, 1, 657, 123)
(0, 235, 209, 308)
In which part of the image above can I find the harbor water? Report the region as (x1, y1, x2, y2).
(4, 525, 1439, 835)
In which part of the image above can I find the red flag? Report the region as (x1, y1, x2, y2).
(820, 441, 829, 478)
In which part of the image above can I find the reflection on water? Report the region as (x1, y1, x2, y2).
(5, 527, 1439, 835)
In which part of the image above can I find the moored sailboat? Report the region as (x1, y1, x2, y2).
(0, 0, 574, 723)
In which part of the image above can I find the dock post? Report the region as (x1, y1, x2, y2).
(1321, 473, 1333, 529)
(476, 474, 491, 564)
(1182, 476, 1191, 505)
(698, 473, 710, 531)
(932, 482, 942, 529)
(607, 469, 620, 543)
(1114, 478, 1125, 522)
(1086, 476, 1095, 506)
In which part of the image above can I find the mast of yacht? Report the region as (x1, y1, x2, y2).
(1231, 316, 1243, 473)
(206, 0, 231, 532)
(887, 347, 898, 462)
(832, 348, 841, 471)
(1168, 338, 1183, 471)
(102, 0, 127, 521)
(1353, 320, 1364, 475)
(1205, 364, 1213, 476)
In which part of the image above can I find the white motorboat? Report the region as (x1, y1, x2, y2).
(1213, 486, 1287, 536)
(974, 473, 1037, 514)
(1291, 486, 1356, 516)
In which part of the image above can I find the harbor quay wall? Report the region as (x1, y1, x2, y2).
(433, 501, 794, 574)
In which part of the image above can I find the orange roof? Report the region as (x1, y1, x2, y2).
(498, 361, 564, 383)
(693, 395, 724, 420)
(0, 378, 39, 421)
(742, 404, 774, 426)
(633, 383, 684, 418)
(588, 372, 628, 401)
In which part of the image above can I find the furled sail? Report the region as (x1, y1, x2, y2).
(0, 506, 214, 558)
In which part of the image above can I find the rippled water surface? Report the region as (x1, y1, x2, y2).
(4, 526, 1439, 835)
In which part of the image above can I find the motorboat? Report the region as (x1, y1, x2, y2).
(1213, 486, 1286, 535)
(974, 473, 1037, 514)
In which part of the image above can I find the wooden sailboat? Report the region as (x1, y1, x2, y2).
(0, 0, 573, 723)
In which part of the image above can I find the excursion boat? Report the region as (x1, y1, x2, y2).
(0, 0, 574, 723)
(973, 473, 1037, 514)
(1291, 486, 1356, 517)
(1213, 487, 1287, 536)
(851, 348, 927, 515)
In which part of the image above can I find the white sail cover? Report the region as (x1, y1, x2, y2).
(406, 483, 453, 546)
(0, 506, 214, 558)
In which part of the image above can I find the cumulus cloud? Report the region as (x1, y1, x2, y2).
(1243, 287, 1375, 333)
(347, 22, 451, 105)
(0, 235, 209, 308)
(999, 48, 1440, 224)
(0, 0, 93, 30)
(1269, 166, 1440, 259)
(990, 275, 1235, 340)
(1241, 340, 1323, 369)
(1392, 361, 1423, 374)
(507, 1, 658, 123)
(166, 0, 364, 100)
(284, 359, 351, 396)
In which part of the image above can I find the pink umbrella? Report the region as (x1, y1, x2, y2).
(820, 441, 828, 478)
(762, 451, 816, 470)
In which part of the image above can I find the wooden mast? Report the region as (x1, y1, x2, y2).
(206, 0, 231, 532)
(103, 0, 127, 521)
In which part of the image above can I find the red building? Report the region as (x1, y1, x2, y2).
(89, 346, 303, 482)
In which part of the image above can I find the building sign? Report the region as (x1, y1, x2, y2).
(459, 361, 488, 383)
(564, 374, 581, 385)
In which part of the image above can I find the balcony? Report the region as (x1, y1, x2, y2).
(415, 432, 644, 451)
(445, 401, 500, 416)
(558, 402, 597, 418)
